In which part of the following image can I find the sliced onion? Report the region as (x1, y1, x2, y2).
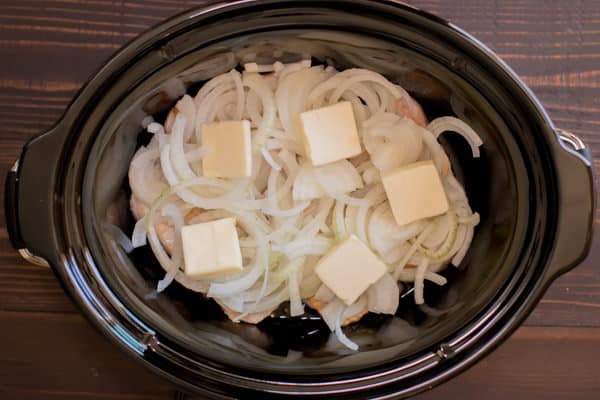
(241, 278, 285, 303)
(458, 212, 480, 227)
(379, 242, 411, 264)
(313, 159, 363, 196)
(364, 116, 424, 172)
(421, 129, 451, 176)
(418, 212, 458, 261)
(104, 223, 133, 253)
(362, 166, 380, 185)
(266, 166, 281, 209)
(320, 298, 343, 331)
(185, 146, 209, 163)
(131, 218, 147, 248)
(147, 122, 165, 135)
(293, 162, 325, 201)
(298, 198, 334, 237)
(156, 204, 184, 292)
(335, 305, 359, 351)
(343, 294, 367, 320)
(367, 273, 399, 314)
(309, 68, 407, 107)
(195, 84, 236, 141)
(244, 73, 276, 148)
(261, 148, 282, 171)
(254, 248, 271, 308)
(344, 204, 358, 237)
(165, 95, 196, 140)
(426, 116, 483, 158)
(129, 145, 167, 205)
(208, 259, 263, 298)
(414, 258, 430, 305)
(288, 261, 305, 316)
(368, 202, 426, 257)
(452, 225, 474, 266)
(392, 223, 435, 280)
(422, 212, 454, 248)
(276, 66, 330, 138)
(396, 269, 447, 286)
(219, 295, 245, 313)
(230, 69, 245, 120)
(239, 256, 296, 304)
(160, 144, 180, 185)
(332, 200, 347, 240)
(272, 236, 332, 259)
(207, 223, 269, 298)
(262, 200, 310, 217)
(141, 115, 154, 128)
(294, 160, 363, 202)
(169, 114, 196, 180)
(239, 285, 289, 315)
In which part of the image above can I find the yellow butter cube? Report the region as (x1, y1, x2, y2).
(382, 160, 449, 226)
(299, 101, 362, 166)
(315, 235, 388, 305)
(201, 120, 252, 178)
(181, 218, 243, 280)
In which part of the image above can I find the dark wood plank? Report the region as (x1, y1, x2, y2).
(0, 311, 172, 400)
(416, 326, 600, 400)
(1, 310, 599, 400)
(526, 232, 600, 327)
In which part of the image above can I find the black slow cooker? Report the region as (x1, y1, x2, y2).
(5, 1, 595, 398)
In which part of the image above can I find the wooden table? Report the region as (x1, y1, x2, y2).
(0, 1, 598, 399)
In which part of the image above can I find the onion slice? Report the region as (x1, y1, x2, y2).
(131, 218, 147, 248)
(335, 305, 359, 351)
(367, 273, 400, 314)
(426, 116, 483, 158)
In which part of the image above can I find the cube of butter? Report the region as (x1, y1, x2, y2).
(299, 101, 362, 166)
(201, 120, 252, 178)
(382, 160, 449, 226)
(315, 235, 388, 305)
(181, 218, 243, 280)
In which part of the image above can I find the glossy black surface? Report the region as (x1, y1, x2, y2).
(5, 0, 595, 398)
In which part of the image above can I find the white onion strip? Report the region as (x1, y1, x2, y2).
(262, 201, 310, 217)
(426, 116, 483, 158)
(156, 204, 184, 292)
(288, 260, 305, 317)
(393, 224, 435, 279)
(261, 148, 282, 171)
(335, 306, 359, 351)
(414, 258, 430, 305)
(131, 218, 147, 248)
(104, 223, 133, 253)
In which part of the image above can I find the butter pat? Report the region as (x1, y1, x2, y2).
(201, 120, 252, 178)
(382, 160, 449, 226)
(315, 235, 388, 305)
(181, 218, 243, 280)
(299, 101, 361, 166)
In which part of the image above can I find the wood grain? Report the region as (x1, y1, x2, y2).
(417, 326, 600, 400)
(0, 311, 172, 400)
(0, 0, 598, 399)
(1, 311, 598, 400)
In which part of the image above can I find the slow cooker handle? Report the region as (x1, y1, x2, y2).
(544, 129, 595, 282)
(4, 122, 68, 267)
